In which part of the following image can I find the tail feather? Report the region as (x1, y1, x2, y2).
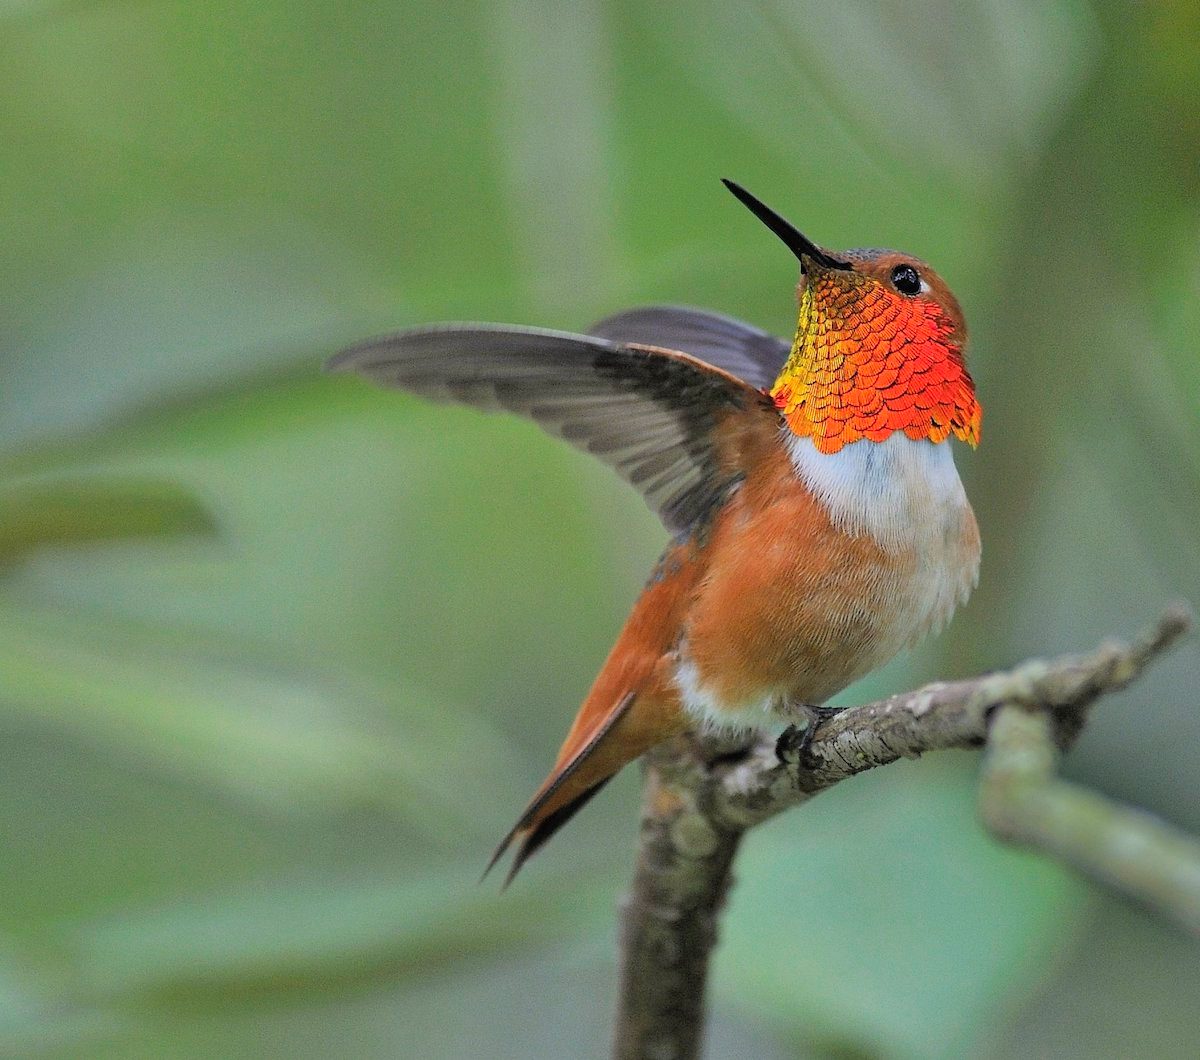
(484, 691, 637, 883)
(501, 778, 612, 888)
(484, 536, 700, 884)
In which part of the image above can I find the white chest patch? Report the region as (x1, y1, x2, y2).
(784, 431, 979, 647)
(783, 431, 967, 554)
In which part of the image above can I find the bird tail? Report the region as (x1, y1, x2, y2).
(486, 686, 683, 886)
(486, 537, 700, 885)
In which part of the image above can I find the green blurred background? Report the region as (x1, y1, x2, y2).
(2, 1, 1198, 1056)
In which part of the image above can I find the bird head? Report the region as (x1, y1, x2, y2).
(724, 180, 981, 455)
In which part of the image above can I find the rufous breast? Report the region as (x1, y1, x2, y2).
(674, 417, 979, 731)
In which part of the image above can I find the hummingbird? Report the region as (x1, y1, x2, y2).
(329, 180, 981, 883)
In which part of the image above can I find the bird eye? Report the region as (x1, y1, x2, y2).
(890, 263, 921, 296)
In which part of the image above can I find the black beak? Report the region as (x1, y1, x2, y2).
(721, 179, 850, 271)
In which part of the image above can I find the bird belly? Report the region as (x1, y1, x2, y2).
(674, 431, 979, 732)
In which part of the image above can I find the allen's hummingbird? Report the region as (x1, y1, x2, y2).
(330, 181, 981, 883)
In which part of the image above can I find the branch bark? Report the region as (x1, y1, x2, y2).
(612, 605, 1193, 1060)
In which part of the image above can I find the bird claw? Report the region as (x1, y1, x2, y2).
(774, 724, 808, 763)
(774, 703, 843, 764)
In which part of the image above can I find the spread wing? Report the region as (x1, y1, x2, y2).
(328, 324, 774, 534)
(588, 306, 791, 391)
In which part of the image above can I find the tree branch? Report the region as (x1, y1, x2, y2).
(980, 705, 1200, 936)
(613, 605, 1193, 1060)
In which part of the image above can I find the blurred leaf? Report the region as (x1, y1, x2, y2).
(986, 892, 1200, 1059)
(64, 864, 615, 1005)
(0, 603, 528, 838)
(639, 0, 1097, 189)
(0, 946, 120, 1057)
(717, 757, 1085, 1058)
(0, 0, 93, 18)
(0, 215, 382, 447)
(0, 477, 214, 565)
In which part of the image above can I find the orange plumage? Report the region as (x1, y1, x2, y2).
(772, 254, 980, 452)
(330, 182, 982, 882)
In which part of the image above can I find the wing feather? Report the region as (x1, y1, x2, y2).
(588, 305, 791, 391)
(328, 324, 773, 534)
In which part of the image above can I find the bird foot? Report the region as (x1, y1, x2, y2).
(774, 703, 843, 764)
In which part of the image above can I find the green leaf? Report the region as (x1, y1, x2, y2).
(0, 477, 214, 565)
